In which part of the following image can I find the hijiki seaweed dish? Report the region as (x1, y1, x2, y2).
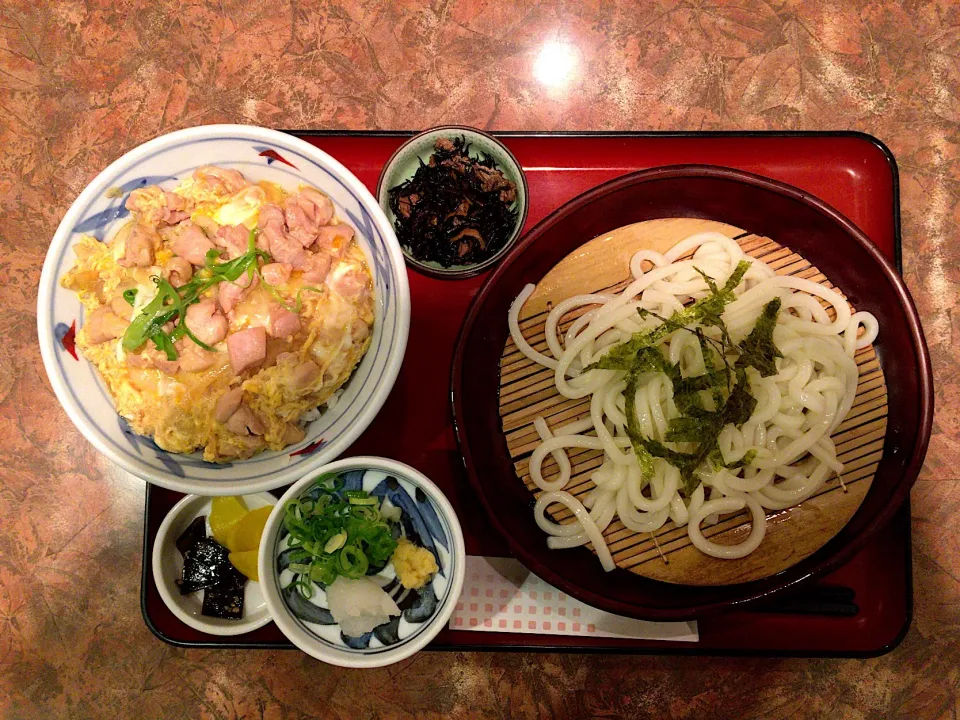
(387, 137, 518, 267)
(276, 468, 452, 650)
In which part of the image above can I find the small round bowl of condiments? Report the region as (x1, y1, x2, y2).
(153, 492, 277, 636)
(258, 456, 466, 668)
(376, 125, 528, 279)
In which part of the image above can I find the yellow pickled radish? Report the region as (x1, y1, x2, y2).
(210, 496, 249, 546)
(225, 505, 273, 553)
(229, 550, 260, 581)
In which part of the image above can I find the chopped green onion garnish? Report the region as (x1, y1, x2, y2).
(282, 475, 398, 595)
(121, 229, 273, 360)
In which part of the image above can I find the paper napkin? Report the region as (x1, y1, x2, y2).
(448, 556, 698, 642)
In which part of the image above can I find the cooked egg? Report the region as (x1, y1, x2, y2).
(210, 186, 266, 228)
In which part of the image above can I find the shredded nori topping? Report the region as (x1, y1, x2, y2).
(736, 296, 784, 377)
(388, 136, 519, 268)
(611, 265, 782, 496)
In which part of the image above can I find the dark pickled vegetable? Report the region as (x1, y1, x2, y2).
(176, 516, 207, 556)
(177, 537, 235, 594)
(388, 136, 518, 267)
(202, 564, 246, 620)
(174, 529, 247, 620)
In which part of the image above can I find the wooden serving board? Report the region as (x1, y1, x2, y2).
(498, 218, 888, 586)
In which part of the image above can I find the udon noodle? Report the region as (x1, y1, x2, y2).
(508, 232, 879, 568)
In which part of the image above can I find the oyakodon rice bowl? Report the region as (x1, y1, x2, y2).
(38, 126, 409, 494)
(61, 166, 373, 462)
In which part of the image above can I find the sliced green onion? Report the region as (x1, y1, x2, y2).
(281, 474, 397, 588)
(338, 544, 369, 577)
(296, 576, 314, 599)
(122, 230, 274, 359)
(324, 531, 347, 553)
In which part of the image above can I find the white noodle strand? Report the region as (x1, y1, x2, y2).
(510, 233, 878, 570)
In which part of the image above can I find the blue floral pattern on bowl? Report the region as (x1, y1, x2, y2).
(274, 468, 457, 654)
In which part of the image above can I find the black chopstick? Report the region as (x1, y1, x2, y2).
(750, 584, 859, 617)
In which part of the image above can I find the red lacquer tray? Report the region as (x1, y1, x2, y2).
(141, 132, 911, 656)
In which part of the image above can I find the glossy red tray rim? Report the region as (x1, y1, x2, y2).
(451, 162, 932, 621)
(140, 130, 915, 656)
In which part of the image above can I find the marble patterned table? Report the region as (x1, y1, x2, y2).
(1, 1, 958, 718)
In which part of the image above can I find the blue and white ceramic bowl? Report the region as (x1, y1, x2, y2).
(37, 125, 410, 495)
(259, 457, 466, 668)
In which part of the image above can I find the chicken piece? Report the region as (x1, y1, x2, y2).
(118, 223, 158, 268)
(260, 262, 292, 286)
(192, 214, 221, 238)
(298, 187, 335, 226)
(216, 223, 250, 259)
(281, 423, 306, 445)
(86, 306, 128, 344)
(125, 187, 162, 217)
(217, 271, 257, 314)
(316, 224, 355, 261)
(225, 405, 265, 436)
(125, 187, 192, 226)
(215, 387, 244, 423)
(177, 341, 217, 373)
(227, 327, 267, 374)
(300, 251, 332, 284)
(109, 296, 134, 321)
(258, 203, 306, 266)
(257, 203, 285, 240)
(327, 267, 370, 301)
(351, 317, 370, 342)
(261, 337, 292, 369)
(284, 188, 336, 247)
(271, 232, 307, 266)
(172, 222, 217, 266)
(284, 203, 318, 248)
(164, 257, 193, 287)
(291, 360, 321, 390)
(164, 191, 191, 223)
(184, 300, 228, 346)
(127, 347, 179, 375)
(193, 165, 250, 195)
(267, 305, 302, 339)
